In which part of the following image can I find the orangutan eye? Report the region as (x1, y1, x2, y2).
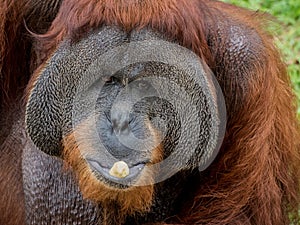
(103, 76, 118, 85)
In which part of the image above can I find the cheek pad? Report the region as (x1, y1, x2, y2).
(25, 26, 128, 155)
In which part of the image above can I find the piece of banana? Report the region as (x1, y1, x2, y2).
(109, 161, 130, 178)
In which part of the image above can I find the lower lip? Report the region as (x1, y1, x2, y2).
(88, 160, 146, 185)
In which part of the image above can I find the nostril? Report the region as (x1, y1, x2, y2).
(112, 119, 130, 135)
(105, 111, 129, 129)
(120, 120, 129, 132)
(109, 110, 133, 135)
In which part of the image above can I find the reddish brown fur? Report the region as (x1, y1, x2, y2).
(32, 0, 213, 70)
(185, 55, 300, 224)
(0, 120, 26, 225)
(0, 1, 33, 105)
(0, 0, 299, 225)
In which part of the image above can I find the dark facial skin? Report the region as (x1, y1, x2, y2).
(26, 27, 221, 189)
(69, 61, 211, 188)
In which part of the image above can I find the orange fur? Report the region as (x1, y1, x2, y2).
(62, 119, 163, 223)
(33, 0, 213, 68)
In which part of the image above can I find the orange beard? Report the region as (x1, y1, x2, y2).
(62, 129, 163, 223)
